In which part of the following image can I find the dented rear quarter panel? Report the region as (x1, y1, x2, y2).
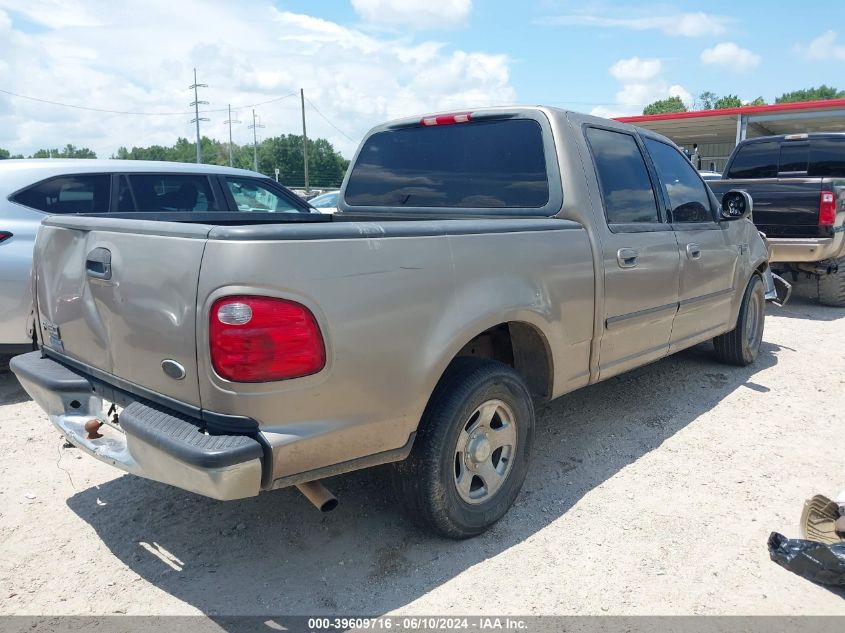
(196, 220, 594, 481)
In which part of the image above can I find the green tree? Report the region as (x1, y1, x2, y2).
(111, 134, 349, 188)
(714, 94, 742, 109)
(115, 144, 173, 161)
(749, 96, 766, 106)
(698, 91, 718, 110)
(642, 96, 688, 115)
(776, 85, 845, 103)
(115, 136, 232, 165)
(257, 134, 349, 187)
(30, 144, 96, 159)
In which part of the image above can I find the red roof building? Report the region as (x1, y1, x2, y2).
(615, 98, 845, 172)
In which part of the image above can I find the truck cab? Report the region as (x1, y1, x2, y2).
(710, 133, 845, 305)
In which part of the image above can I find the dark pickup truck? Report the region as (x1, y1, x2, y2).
(709, 133, 845, 306)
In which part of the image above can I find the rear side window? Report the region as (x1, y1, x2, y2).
(644, 138, 714, 223)
(727, 141, 779, 179)
(345, 119, 549, 209)
(809, 138, 845, 177)
(224, 177, 305, 212)
(585, 127, 660, 224)
(12, 174, 110, 214)
(117, 174, 218, 213)
(779, 142, 809, 173)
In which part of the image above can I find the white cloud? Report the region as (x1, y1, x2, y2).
(590, 57, 692, 119)
(797, 30, 845, 61)
(609, 57, 662, 82)
(700, 42, 761, 72)
(0, 1, 513, 159)
(539, 11, 729, 38)
(0, 0, 101, 28)
(351, 0, 472, 29)
(668, 84, 693, 106)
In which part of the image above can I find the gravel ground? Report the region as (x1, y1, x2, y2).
(1, 289, 844, 617)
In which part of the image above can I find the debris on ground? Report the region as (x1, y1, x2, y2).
(768, 491, 845, 586)
(768, 532, 845, 586)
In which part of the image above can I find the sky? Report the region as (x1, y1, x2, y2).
(0, 0, 843, 158)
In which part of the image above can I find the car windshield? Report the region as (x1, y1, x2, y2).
(310, 191, 339, 208)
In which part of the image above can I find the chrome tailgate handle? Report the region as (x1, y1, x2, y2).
(616, 248, 639, 269)
(86, 247, 112, 280)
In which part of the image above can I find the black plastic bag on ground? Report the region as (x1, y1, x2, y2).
(768, 531, 845, 586)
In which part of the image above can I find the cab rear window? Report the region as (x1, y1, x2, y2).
(726, 141, 779, 179)
(344, 118, 549, 209)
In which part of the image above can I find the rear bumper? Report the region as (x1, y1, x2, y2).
(767, 228, 844, 263)
(10, 351, 263, 500)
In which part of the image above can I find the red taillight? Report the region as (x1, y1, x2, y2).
(210, 295, 325, 382)
(0, 231, 12, 244)
(820, 191, 837, 226)
(420, 112, 472, 126)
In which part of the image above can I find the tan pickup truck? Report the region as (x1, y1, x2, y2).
(11, 107, 789, 538)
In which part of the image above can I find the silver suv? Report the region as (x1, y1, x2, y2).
(0, 159, 315, 352)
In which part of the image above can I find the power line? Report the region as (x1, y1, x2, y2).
(0, 87, 298, 116)
(0, 85, 666, 120)
(305, 97, 356, 143)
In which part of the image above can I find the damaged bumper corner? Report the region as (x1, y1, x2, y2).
(9, 351, 263, 500)
(763, 268, 792, 307)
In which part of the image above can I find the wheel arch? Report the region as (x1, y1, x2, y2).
(438, 320, 554, 403)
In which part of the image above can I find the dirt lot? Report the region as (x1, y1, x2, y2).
(1, 289, 844, 617)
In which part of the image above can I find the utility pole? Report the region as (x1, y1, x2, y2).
(223, 104, 241, 167)
(248, 109, 265, 173)
(189, 68, 209, 164)
(300, 88, 309, 194)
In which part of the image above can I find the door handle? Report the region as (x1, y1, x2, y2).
(686, 243, 702, 260)
(616, 248, 639, 269)
(86, 247, 112, 280)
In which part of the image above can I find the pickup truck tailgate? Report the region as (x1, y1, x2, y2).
(34, 217, 210, 407)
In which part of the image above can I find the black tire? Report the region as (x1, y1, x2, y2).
(713, 274, 765, 366)
(392, 357, 534, 539)
(817, 261, 845, 307)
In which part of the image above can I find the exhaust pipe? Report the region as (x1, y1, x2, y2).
(296, 480, 338, 512)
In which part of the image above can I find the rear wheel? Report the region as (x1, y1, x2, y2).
(817, 260, 845, 307)
(392, 358, 534, 539)
(713, 274, 765, 366)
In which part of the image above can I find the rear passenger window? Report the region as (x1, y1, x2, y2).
(809, 138, 845, 177)
(12, 174, 110, 214)
(727, 141, 779, 179)
(117, 174, 217, 212)
(779, 142, 809, 173)
(644, 138, 714, 223)
(585, 127, 660, 224)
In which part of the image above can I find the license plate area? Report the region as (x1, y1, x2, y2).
(100, 401, 124, 433)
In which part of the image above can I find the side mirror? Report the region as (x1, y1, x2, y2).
(721, 190, 753, 221)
